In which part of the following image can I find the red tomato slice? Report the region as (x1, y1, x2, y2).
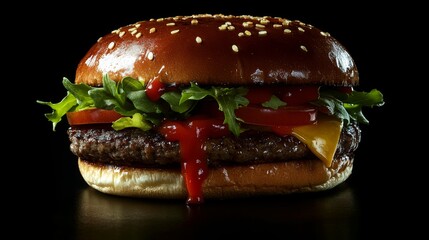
(67, 109, 123, 126)
(245, 86, 319, 106)
(276, 86, 319, 105)
(235, 105, 317, 127)
(245, 87, 273, 104)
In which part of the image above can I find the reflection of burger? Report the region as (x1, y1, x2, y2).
(38, 14, 384, 204)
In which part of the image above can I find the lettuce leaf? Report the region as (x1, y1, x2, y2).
(180, 83, 249, 136)
(37, 75, 249, 135)
(37, 74, 384, 135)
(36, 92, 77, 131)
(262, 95, 287, 109)
(311, 88, 384, 124)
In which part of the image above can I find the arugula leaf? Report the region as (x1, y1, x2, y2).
(262, 95, 287, 109)
(180, 83, 213, 102)
(36, 92, 77, 131)
(62, 78, 92, 111)
(344, 89, 385, 107)
(312, 88, 384, 125)
(89, 75, 133, 114)
(38, 75, 251, 134)
(112, 113, 152, 131)
(161, 91, 195, 114)
(180, 83, 249, 136)
(126, 89, 162, 114)
(314, 93, 351, 124)
(344, 104, 368, 124)
(38, 73, 384, 135)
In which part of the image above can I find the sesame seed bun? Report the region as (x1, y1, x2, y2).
(75, 14, 358, 87)
(78, 154, 353, 199)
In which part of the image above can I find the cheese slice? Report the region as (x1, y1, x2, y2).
(292, 115, 343, 167)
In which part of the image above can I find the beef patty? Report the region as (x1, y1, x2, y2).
(68, 122, 361, 168)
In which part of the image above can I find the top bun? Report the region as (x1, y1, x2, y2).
(75, 14, 358, 86)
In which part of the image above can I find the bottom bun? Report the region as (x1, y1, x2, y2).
(78, 155, 353, 199)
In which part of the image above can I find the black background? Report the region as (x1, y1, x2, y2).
(11, 1, 423, 239)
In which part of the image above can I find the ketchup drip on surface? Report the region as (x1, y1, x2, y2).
(159, 116, 230, 204)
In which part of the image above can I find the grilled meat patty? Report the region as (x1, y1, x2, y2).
(68, 122, 360, 168)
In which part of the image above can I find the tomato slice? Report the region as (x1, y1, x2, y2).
(245, 86, 319, 105)
(245, 87, 273, 104)
(235, 105, 317, 127)
(276, 86, 319, 105)
(67, 109, 123, 126)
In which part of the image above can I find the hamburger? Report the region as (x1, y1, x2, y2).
(37, 14, 384, 204)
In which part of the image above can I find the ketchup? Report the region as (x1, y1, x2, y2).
(159, 116, 230, 204)
(146, 77, 166, 101)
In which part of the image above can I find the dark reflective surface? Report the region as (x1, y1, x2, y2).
(53, 183, 360, 239)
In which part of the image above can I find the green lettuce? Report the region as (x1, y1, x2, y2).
(179, 83, 249, 136)
(37, 74, 384, 136)
(37, 74, 249, 136)
(311, 88, 385, 125)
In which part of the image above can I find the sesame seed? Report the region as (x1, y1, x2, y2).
(273, 24, 282, 28)
(255, 23, 266, 29)
(245, 30, 252, 36)
(108, 42, 115, 49)
(238, 32, 245, 37)
(227, 25, 235, 31)
(130, 29, 137, 35)
(149, 27, 156, 33)
(243, 21, 254, 28)
(300, 45, 308, 52)
(232, 44, 239, 52)
(191, 19, 198, 25)
(97, 37, 102, 42)
(260, 19, 270, 25)
(135, 32, 142, 38)
(195, 36, 202, 44)
(147, 51, 154, 60)
(171, 29, 180, 34)
(119, 31, 125, 37)
(166, 22, 175, 26)
(320, 31, 330, 36)
(128, 27, 137, 32)
(283, 29, 291, 34)
(218, 25, 227, 31)
(282, 20, 291, 26)
(156, 18, 164, 22)
(258, 30, 267, 36)
(134, 23, 141, 28)
(298, 27, 305, 32)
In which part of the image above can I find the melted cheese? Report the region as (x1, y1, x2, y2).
(292, 115, 343, 167)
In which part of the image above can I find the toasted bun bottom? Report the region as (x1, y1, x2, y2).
(78, 155, 353, 199)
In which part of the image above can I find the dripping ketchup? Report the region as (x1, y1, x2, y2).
(159, 115, 230, 204)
